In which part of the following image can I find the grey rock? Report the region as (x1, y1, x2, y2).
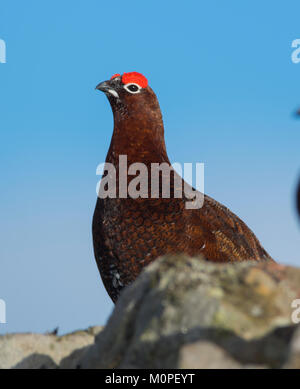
(2, 255, 300, 369)
(80, 255, 300, 369)
(0, 326, 102, 369)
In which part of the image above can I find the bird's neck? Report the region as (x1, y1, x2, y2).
(106, 110, 169, 166)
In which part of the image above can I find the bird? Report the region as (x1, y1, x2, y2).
(92, 71, 274, 303)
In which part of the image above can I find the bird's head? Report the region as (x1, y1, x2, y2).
(95, 72, 166, 157)
(95, 72, 160, 117)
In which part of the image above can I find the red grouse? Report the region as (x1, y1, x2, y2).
(93, 72, 273, 303)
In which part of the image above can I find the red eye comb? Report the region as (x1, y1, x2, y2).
(121, 72, 148, 88)
(110, 74, 121, 80)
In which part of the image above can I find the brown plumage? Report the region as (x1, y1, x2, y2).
(92, 72, 274, 303)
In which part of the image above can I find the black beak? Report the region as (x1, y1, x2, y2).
(95, 80, 111, 92)
(96, 79, 120, 99)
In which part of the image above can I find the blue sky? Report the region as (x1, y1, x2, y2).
(0, 1, 300, 334)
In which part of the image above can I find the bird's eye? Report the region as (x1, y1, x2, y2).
(128, 84, 139, 92)
(124, 83, 141, 94)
